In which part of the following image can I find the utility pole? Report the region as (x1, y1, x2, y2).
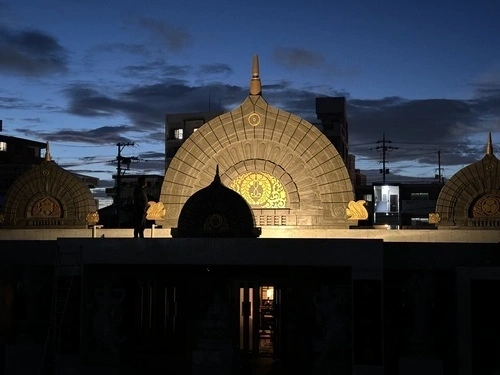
(115, 142, 135, 227)
(376, 132, 398, 183)
(435, 149, 444, 184)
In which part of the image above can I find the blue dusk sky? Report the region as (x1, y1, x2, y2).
(1, 0, 499, 196)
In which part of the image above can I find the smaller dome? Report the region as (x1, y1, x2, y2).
(435, 133, 500, 228)
(171, 167, 261, 238)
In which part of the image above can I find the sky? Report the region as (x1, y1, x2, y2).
(1, 0, 500, 205)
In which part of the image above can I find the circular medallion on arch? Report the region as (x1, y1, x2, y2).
(247, 112, 261, 127)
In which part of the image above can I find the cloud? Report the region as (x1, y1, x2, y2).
(0, 96, 27, 109)
(139, 18, 193, 52)
(197, 63, 233, 76)
(61, 80, 246, 133)
(0, 25, 68, 76)
(120, 61, 191, 80)
(88, 43, 151, 57)
(272, 47, 325, 69)
(17, 125, 135, 145)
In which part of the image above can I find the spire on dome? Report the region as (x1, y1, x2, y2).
(44, 141, 51, 161)
(214, 164, 221, 183)
(249, 54, 262, 96)
(486, 132, 494, 156)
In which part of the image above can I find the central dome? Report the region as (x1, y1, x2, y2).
(171, 167, 261, 238)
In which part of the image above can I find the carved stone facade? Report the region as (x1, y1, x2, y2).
(1, 159, 97, 228)
(160, 57, 355, 230)
(435, 134, 500, 229)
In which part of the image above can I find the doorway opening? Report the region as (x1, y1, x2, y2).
(258, 285, 274, 356)
(237, 283, 279, 358)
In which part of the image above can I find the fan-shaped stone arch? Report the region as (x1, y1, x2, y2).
(1, 160, 97, 228)
(160, 94, 354, 229)
(435, 150, 500, 228)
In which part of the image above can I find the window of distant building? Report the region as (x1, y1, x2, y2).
(0, 141, 6, 152)
(411, 192, 429, 200)
(174, 129, 184, 140)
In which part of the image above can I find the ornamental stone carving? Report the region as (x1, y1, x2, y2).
(146, 201, 166, 220)
(346, 200, 368, 220)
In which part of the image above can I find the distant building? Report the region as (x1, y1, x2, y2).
(165, 111, 224, 170)
(0, 134, 46, 208)
(315, 96, 349, 165)
(348, 154, 367, 187)
(355, 182, 443, 229)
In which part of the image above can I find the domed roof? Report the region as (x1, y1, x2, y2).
(0, 143, 97, 228)
(435, 133, 500, 228)
(171, 166, 261, 238)
(161, 56, 355, 231)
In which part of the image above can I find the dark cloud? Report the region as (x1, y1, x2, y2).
(11, 60, 495, 183)
(197, 63, 233, 76)
(139, 151, 165, 159)
(139, 18, 193, 52)
(272, 47, 325, 69)
(61, 80, 246, 133)
(0, 25, 67, 76)
(0, 96, 26, 109)
(120, 61, 191, 79)
(17, 125, 134, 145)
(64, 85, 158, 126)
(88, 43, 151, 57)
(344, 94, 500, 174)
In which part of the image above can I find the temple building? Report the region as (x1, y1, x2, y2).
(161, 55, 356, 232)
(0, 143, 98, 228)
(433, 133, 500, 228)
(0, 57, 499, 375)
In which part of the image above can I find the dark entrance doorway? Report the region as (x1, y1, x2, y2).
(236, 283, 281, 359)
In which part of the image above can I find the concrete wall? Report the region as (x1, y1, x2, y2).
(0, 226, 499, 242)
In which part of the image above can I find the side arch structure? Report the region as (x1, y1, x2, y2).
(435, 149, 500, 228)
(160, 95, 354, 229)
(1, 160, 97, 228)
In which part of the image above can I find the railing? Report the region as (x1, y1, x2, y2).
(468, 218, 500, 227)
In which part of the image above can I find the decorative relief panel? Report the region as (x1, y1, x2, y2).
(229, 172, 287, 208)
(346, 200, 368, 220)
(471, 195, 500, 217)
(146, 201, 166, 220)
(32, 197, 62, 217)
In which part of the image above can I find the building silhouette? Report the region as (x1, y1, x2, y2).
(0, 56, 499, 375)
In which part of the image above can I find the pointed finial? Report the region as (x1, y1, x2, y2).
(486, 132, 494, 156)
(44, 141, 51, 161)
(214, 164, 221, 183)
(249, 54, 262, 96)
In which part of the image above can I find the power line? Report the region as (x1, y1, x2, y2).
(115, 142, 137, 228)
(375, 132, 398, 183)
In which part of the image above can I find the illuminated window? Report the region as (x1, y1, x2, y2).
(0, 142, 6, 152)
(230, 172, 286, 208)
(174, 129, 183, 140)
